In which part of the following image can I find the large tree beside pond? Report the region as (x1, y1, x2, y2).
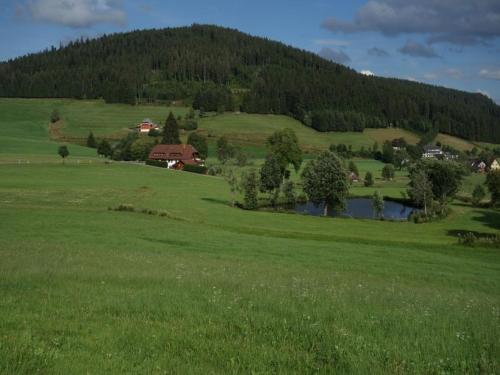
(260, 154, 282, 207)
(301, 151, 349, 216)
(423, 160, 464, 203)
(241, 169, 259, 210)
(408, 169, 433, 216)
(372, 191, 384, 219)
(266, 129, 302, 178)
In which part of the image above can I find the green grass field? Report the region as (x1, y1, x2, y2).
(0, 98, 425, 157)
(1, 98, 499, 373)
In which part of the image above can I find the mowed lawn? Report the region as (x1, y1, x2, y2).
(1, 97, 500, 373)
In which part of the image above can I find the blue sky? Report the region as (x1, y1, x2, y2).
(1, 0, 499, 103)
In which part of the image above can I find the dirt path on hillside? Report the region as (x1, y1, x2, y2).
(48, 121, 86, 145)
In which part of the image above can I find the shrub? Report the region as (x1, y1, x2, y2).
(50, 109, 60, 123)
(364, 171, 374, 187)
(241, 169, 259, 210)
(207, 165, 223, 176)
(146, 160, 168, 168)
(457, 232, 500, 248)
(282, 180, 296, 206)
(183, 164, 207, 174)
(115, 204, 135, 212)
(183, 120, 198, 131)
(381, 164, 395, 181)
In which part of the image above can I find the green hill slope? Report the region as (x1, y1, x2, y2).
(2, 98, 493, 161)
(1, 25, 499, 142)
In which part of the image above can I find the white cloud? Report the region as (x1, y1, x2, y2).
(479, 69, 500, 80)
(423, 73, 437, 80)
(360, 70, 374, 76)
(398, 40, 439, 58)
(322, 0, 500, 46)
(314, 39, 350, 47)
(476, 89, 491, 98)
(28, 0, 126, 28)
(318, 47, 351, 64)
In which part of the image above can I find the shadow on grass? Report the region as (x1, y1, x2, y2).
(470, 209, 500, 231)
(201, 197, 230, 206)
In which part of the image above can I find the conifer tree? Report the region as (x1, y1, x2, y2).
(162, 112, 181, 144)
(87, 132, 97, 148)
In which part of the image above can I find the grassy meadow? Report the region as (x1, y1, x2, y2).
(0, 98, 499, 373)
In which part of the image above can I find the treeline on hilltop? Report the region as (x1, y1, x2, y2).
(0, 25, 499, 142)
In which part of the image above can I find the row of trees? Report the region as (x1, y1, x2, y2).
(224, 129, 303, 209)
(310, 110, 385, 132)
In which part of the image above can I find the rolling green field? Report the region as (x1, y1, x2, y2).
(1, 98, 499, 373)
(0, 98, 423, 157)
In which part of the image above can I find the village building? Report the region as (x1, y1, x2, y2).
(148, 144, 204, 170)
(349, 172, 359, 183)
(137, 119, 160, 134)
(490, 159, 500, 171)
(422, 145, 443, 159)
(391, 138, 406, 151)
(443, 152, 459, 161)
(471, 160, 487, 173)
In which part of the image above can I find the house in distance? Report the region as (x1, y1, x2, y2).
(148, 144, 204, 170)
(137, 119, 159, 134)
(422, 144, 443, 159)
(490, 159, 500, 171)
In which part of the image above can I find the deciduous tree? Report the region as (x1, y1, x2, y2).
(408, 169, 433, 216)
(216, 136, 234, 164)
(486, 171, 500, 206)
(267, 129, 302, 177)
(187, 133, 208, 159)
(301, 151, 349, 216)
(224, 168, 240, 207)
(58, 145, 69, 164)
(372, 191, 384, 219)
(241, 169, 259, 210)
(97, 139, 112, 158)
(260, 154, 282, 207)
(364, 171, 374, 187)
(382, 164, 395, 181)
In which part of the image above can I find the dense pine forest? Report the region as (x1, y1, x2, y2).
(0, 24, 499, 142)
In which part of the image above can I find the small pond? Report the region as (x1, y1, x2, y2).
(295, 198, 417, 220)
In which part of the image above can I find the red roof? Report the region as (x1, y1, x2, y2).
(139, 123, 156, 129)
(148, 144, 200, 161)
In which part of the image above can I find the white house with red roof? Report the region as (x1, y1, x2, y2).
(148, 144, 204, 169)
(137, 119, 160, 134)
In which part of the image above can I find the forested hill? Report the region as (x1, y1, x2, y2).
(1, 24, 499, 142)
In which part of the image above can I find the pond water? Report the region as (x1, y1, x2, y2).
(295, 198, 417, 220)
